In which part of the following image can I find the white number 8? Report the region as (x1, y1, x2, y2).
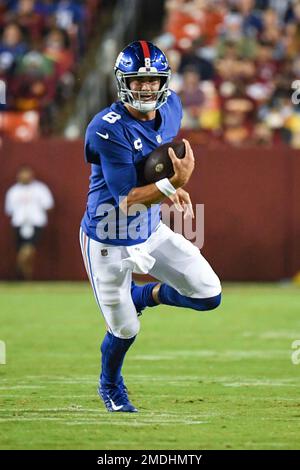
(102, 112, 121, 124)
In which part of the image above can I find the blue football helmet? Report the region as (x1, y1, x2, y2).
(114, 40, 171, 113)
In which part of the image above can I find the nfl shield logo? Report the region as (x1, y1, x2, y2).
(101, 249, 108, 257)
(156, 135, 162, 144)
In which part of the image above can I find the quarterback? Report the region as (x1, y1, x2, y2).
(80, 41, 221, 412)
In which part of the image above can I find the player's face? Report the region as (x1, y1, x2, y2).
(128, 76, 161, 102)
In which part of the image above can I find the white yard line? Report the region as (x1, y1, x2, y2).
(1, 375, 299, 386)
(0, 415, 209, 426)
(133, 350, 290, 360)
(0, 385, 46, 390)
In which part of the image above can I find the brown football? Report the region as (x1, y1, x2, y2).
(143, 140, 186, 183)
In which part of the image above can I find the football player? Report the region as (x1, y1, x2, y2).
(80, 41, 222, 412)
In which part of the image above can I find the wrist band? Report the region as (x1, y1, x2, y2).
(155, 178, 177, 197)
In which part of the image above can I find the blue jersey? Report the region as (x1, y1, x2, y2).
(81, 90, 182, 246)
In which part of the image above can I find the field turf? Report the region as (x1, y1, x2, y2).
(0, 282, 300, 450)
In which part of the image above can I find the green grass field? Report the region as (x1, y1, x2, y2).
(0, 282, 300, 450)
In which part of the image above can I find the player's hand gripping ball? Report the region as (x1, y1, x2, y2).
(143, 141, 185, 183)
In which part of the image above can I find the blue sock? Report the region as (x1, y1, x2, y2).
(159, 283, 221, 311)
(131, 280, 158, 314)
(100, 331, 136, 386)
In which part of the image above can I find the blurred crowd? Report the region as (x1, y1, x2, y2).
(0, 0, 101, 137)
(156, 0, 300, 147)
(2, 0, 300, 147)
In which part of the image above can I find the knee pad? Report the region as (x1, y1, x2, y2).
(114, 317, 140, 339)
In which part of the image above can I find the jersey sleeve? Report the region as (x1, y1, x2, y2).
(86, 122, 137, 202)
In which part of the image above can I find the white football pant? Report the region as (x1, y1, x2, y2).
(80, 223, 221, 339)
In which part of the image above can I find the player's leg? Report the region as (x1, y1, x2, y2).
(14, 226, 42, 281)
(130, 279, 159, 315)
(148, 224, 222, 311)
(157, 284, 221, 311)
(79, 228, 139, 412)
(16, 243, 36, 280)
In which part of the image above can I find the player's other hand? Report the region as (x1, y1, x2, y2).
(169, 188, 194, 219)
(168, 139, 195, 188)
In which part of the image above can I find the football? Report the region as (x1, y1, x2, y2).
(143, 140, 186, 183)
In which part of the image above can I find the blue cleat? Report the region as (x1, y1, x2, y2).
(98, 377, 138, 413)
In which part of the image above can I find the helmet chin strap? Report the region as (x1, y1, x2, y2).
(132, 100, 157, 113)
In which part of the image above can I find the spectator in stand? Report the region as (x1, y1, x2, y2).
(0, 22, 28, 82)
(257, 87, 293, 142)
(265, 0, 292, 22)
(237, 0, 264, 37)
(54, 0, 86, 56)
(11, 50, 56, 108)
(10, 50, 57, 131)
(223, 110, 250, 146)
(179, 38, 215, 81)
(196, 0, 225, 46)
(260, 8, 282, 48)
(179, 67, 206, 128)
(43, 27, 75, 100)
(255, 41, 279, 84)
(164, 0, 225, 50)
(43, 27, 74, 75)
(0, 2, 18, 27)
(222, 80, 254, 145)
(164, 0, 202, 51)
(252, 118, 273, 146)
(286, 0, 300, 24)
(167, 48, 183, 93)
(284, 105, 300, 149)
(197, 79, 221, 131)
(285, 21, 300, 61)
(4, 166, 54, 281)
(7, 0, 45, 44)
(35, 0, 57, 17)
(244, 40, 278, 109)
(215, 40, 256, 85)
(217, 11, 257, 58)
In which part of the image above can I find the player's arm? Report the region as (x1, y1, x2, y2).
(101, 158, 168, 213)
(90, 125, 194, 215)
(120, 181, 169, 213)
(38, 183, 54, 211)
(122, 139, 195, 213)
